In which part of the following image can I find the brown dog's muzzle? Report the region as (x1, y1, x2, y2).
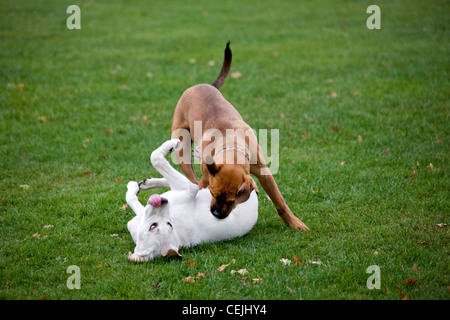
(210, 197, 236, 220)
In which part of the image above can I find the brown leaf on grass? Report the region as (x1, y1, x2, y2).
(302, 131, 309, 138)
(196, 272, 207, 279)
(151, 282, 160, 289)
(231, 269, 248, 275)
(32, 232, 40, 238)
(105, 129, 113, 135)
(181, 276, 196, 283)
(410, 170, 417, 179)
(395, 285, 409, 300)
(101, 153, 109, 160)
(231, 71, 242, 79)
(427, 163, 434, 170)
(293, 255, 303, 265)
(183, 259, 196, 267)
(328, 90, 337, 98)
(331, 125, 344, 133)
(357, 135, 363, 142)
(83, 171, 93, 177)
(121, 204, 128, 210)
(252, 278, 263, 284)
(217, 259, 235, 272)
(238, 277, 251, 286)
(114, 177, 122, 183)
(405, 278, 421, 286)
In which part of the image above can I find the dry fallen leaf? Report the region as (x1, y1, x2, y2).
(217, 259, 235, 272)
(410, 170, 417, 179)
(32, 232, 40, 238)
(231, 71, 242, 79)
(196, 272, 206, 279)
(293, 255, 303, 265)
(121, 204, 128, 210)
(302, 131, 309, 138)
(114, 177, 122, 183)
(328, 90, 337, 98)
(183, 259, 196, 267)
(357, 135, 363, 142)
(252, 278, 263, 284)
(231, 269, 248, 275)
(181, 276, 196, 283)
(395, 285, 409, 300)
(239, 277, 251, 286)
(331, 125, 344, 133)
(340, 160, 346, 166)
(427, 163, 434, 170)
(405, 278, 421, 286)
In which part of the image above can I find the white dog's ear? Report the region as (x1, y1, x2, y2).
(163, 247, 182, 259)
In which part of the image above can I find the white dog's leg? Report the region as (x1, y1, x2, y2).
(126, 181, 144, 216)
(138, 178, 170, 190)
(150, 139, 193, 192)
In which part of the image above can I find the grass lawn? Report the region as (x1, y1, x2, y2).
(1, 0, 448, 300)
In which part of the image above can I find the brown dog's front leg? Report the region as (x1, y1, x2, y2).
(253, 168, 309, 231)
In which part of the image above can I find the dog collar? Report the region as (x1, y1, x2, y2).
(215, 147, 250, 161)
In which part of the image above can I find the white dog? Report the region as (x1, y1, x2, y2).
(125, 139, 258, 262)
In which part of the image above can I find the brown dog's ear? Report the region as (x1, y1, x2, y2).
(205, 155, 220, 176)
(235, 176, 258, 204)
(198, 175, 209, 189)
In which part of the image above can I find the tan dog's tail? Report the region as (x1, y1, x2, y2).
(212, 41, 232, 89)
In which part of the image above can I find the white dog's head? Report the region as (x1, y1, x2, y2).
(128, 194, 181, 262)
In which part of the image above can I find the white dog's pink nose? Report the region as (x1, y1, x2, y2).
(148, 194, 162, 207)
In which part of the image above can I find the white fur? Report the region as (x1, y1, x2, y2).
(126, 139, 258, 262)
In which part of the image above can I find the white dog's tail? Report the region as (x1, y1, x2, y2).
(212, 41, 232, 90)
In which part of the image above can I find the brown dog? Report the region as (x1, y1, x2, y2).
(171, 42, 309, 230)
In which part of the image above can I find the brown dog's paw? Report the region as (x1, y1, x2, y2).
(283, 215, 310, 231)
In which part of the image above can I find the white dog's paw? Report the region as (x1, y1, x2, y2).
(138, 178, 152, 190)
(162, 139, 181, 154)
(127, 181, 140, 194)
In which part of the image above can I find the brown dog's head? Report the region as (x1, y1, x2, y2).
(200, 157, 258, 219)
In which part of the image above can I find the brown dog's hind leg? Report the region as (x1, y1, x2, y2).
(253, 168, 309, 231)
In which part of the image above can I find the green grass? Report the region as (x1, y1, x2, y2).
(1, 0, 449, 300)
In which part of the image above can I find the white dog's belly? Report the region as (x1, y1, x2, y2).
(165, 188, 258, 247)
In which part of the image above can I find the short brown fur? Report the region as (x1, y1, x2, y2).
(171, 43, 309, 230)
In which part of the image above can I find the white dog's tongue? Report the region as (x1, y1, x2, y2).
(148, 194, 162, 207)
